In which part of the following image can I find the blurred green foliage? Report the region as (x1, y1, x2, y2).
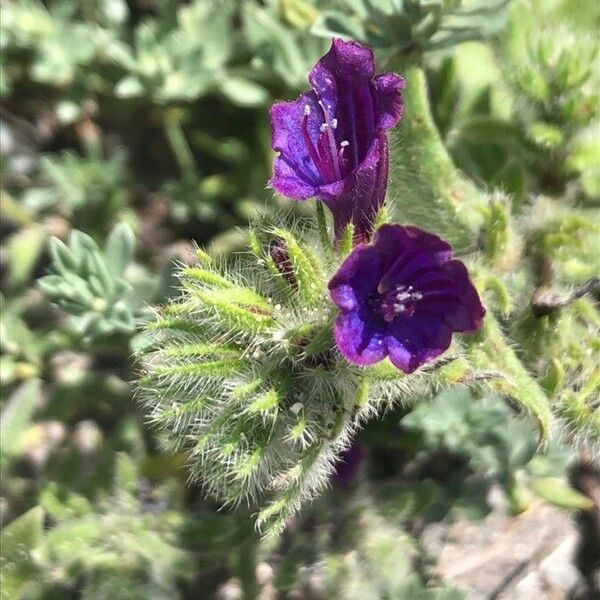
(1, 0, 598, 598)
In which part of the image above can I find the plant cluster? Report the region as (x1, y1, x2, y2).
(1, 1, 598, 598)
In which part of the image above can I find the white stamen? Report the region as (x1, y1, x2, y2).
(318, 100, 342, 180)
(340, 140, 349, 147)
(331, 118, 338, 129)
(304, 104, 311, 116)
(320, 123, 328, 133)
(393, 304, 406, 313)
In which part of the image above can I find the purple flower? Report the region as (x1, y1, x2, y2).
(328, 224, 485, 373)
(270, 38, 405, 241)
(331, 440, 366, 489)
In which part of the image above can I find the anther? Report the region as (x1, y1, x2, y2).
(318, 100, 342, 180)
(396, 291, 412, 303)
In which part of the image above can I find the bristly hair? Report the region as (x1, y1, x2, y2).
(135, 214, 512, 536)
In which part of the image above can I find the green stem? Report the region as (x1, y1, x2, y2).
(315, 202, 332, 260)
(385, 54, 483, 249)
(387, 54, 554, 442)
(465, 314, 553, 442)
(163, 110, 199, 182)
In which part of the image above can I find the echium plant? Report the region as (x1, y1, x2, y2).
(137, 39, 545, 535)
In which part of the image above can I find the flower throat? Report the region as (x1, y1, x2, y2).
(302, 101, 349, 184)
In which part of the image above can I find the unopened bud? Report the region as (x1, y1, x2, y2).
(268, 237, 297, 290)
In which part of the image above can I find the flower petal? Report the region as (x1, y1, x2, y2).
(331, 441, 366, 489)
(334, 309, 387, 366)
(271, 155, 319, 200)
(440, 260, 486, 331)
(386, 317, 452, 373)
(309, 38, 375, 106)
(373, 73, 406, 131)
(270, 92, 322, 199)
(321, 132, 388, 240)
(309, 38, 376, 171)
(375, 224, 453, 264)
(329, 245, 384, 310)
(329, 223, 484, 374)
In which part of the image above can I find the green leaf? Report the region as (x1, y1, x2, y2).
(246, 389, 280, 415)
(219, 77, 268, 107)
(88, 249, 115, 297)
(189, 286, 271, 311)
(145, 358, 245, 381)
(114, 75, 145, 98)
(114, 452, 139, 496)
(310, 12, 367, 42)
(0, 507, 44, 600)
(104, 222, 135, 277)
(6, 225, 48, 288)
(39, 482, 92, 521)
(531, 477, 593, 509)
(193, 289, 276, 332)
(279, 0, 319, 28)
(529, 121, 565, 149)
(0, 378, 41, 459)
(69, 229, 98, 258)
(48, 237, 79, 274)
(182, 267, 234, 289)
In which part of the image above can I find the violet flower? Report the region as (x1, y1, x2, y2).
(328, 224, 485, 373)
(270, 38, 405, 241)
(331, 440, 366, 489)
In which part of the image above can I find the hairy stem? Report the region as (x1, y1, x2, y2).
(386, 53, 553, 441)
(465, 314, 553, 442)
(386, 54, 482, 249)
